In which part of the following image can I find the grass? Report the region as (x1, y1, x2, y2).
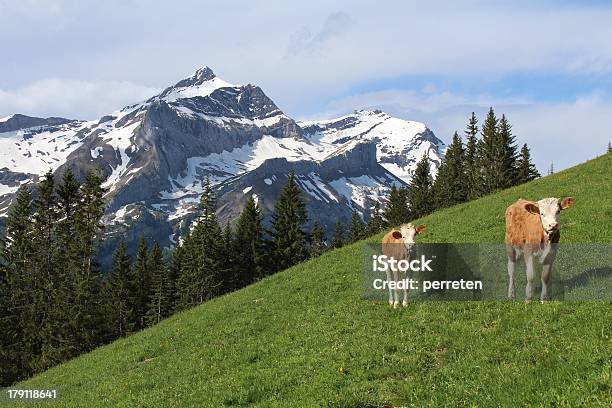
(11, 154, 612, 407)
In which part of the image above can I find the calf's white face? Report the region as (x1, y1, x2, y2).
(525, 197, 574, 234)
(397, 223, 425, 251)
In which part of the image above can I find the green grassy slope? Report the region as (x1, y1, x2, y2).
(15, 154, 612, 407)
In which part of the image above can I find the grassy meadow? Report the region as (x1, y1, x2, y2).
(12, 154, 612, 407)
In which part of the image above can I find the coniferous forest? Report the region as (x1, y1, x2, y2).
(0, 108, 539, 385)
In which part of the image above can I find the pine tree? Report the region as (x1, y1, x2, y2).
(270, 172, 308, 271)
(497, 114, 518, 188)
(104, 240, 134, 338)
(516, 144, 540, 183)
(45, 170, 82, 365)
(30, 170, 57, 371)
(383, 185, 409, 227)
(478, 107, 499, 194)
(175, 179, 224, 309)
(330, 220, 345, 249)
(0, 186, 34, 383)
(70, 167, 107, 355)
(464, 112, 481, 200)
(234, 195, 265, 286)
(309, 222, 327, 258)
(348, 210, 365, 243)
(408, 154, 433, 218)
(146, 242, 169, 326)
(432, 132, 466, 209)
(366, 200, 386, 235)
(132, 235, 150, 330)
(218, 222, 235, 293)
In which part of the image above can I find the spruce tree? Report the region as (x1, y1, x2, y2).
(309, 222, 327, 258)
(234, 195, 265, 286)
(330, 220, 345, 249)
(175, 179, 224, 309)
(0, 186, 34, 383)
(366, 200, 386, 235)
(146, 242, 169, 326)
(408, 154, 433, 219)
(478, 107, 499, 194)
(218, 222, 235, 293)
(464, 112, 481, 200)
(31, 170, 57, 371)
(270, 172, 308, 271)
(497, 114, 518, 188)
(432, 132, 466, 209)
(132, 235, 150, 330)
(104, 240, 134, 338)
(348, 210, 365, 243)
(516, 144, 540, 183)
(71, 168, 107, 355)
(383, 185, 409, 227)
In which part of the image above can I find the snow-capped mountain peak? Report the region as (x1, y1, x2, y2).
(155, 66, 234, 102)
(0, 65, 445, 258)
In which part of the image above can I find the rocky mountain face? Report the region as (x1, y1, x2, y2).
(0, 67, 445, 257)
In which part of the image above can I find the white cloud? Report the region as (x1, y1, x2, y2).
(0, 78, 159, 119)
(310, 89, 612, 173)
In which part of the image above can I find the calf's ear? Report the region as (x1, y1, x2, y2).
(560, 197, 574, 209)
(415, 224, 425, 234)
(524, 203, 539, 214)
(392, 231, 403, 239)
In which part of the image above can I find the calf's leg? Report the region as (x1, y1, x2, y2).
(525, 254, 535, 301)
(385, 268, 394, 306)
(392, 268, 400, 308)
(506, 246, 517, 299)
(541, 263, 552, 302)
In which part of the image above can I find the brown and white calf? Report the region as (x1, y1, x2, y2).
(505, 197, 574, 301)
(381, 223, 425, 308)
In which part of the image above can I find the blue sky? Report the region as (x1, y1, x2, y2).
(1, 0, 611, 172)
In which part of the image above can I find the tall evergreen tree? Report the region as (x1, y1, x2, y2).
(366, 200, 386, 235)
(497, 114, 518, 188)
(464, 112, 481, 200)
(516, 144, 540, 184)
(383, 185, 409, 227)
(234, 195, 265, 286)
(309, 222, 327, 258)
(0, 186, 34, 383)
(30, 170, 57, 371)
(132, 235, 150, 330)
(330, 220, 345, 249)
(218, 222, 235, 293)
(175, 179, 223, 309)
(146, 242, 170, 326)
(432, 132, 466, 208)
(104, 240, 134, 338)
(408, 154, 433, 218)
(348, 210, 365, 243)
(478, 107, 499, 194)
(270, 172, 308, 271)
(70, 168, 107, 355)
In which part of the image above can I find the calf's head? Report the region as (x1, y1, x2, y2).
(392, 223, 425, 251)
(524, 197, 574, 235)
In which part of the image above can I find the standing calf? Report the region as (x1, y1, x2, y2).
(505, 197, 574, 301)
(381, 223, 425, 308)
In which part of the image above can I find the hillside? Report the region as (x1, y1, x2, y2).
(14, 154, 612, 407)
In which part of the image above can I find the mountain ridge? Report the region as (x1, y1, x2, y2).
(0, 66, 445, 255)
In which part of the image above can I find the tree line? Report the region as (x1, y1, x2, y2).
(0, 107, 540, 385)
(380, 108, 540, 226)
